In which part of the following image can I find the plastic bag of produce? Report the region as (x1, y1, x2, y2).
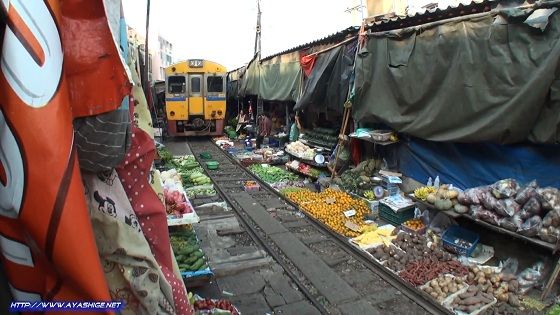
(499, 258, 519, 275)
(517, 216, 542, 237)
(515, 180, 538, 205)
(482, 191, 500, 212)
(517, 262, 544, 294)
(458, 187, 488, 205)
(471, 205, 500, 225)
(499, 214, 523, 232)
(537, 187, 560, 211)
(538, 226, 560, 243)
(492, 179, 520, 199)
(521, 197, 542, 217)
(494, 198, 520, 217)
(542, 208, 560, 227)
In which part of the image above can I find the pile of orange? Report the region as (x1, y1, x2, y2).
(403, 218, 425, 231)
(285, 188, 370, 237)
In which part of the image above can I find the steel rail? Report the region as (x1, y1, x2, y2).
(200, 138, 454, 315)
(186, 140, 332, 314)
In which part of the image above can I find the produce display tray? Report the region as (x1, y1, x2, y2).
(284, 150, 328, 168)
(349, 134, 398, 146)
(167, 211, 200, 226)
(285, 163, 319, 180)
(442, 286, 497, 315)
(299, 138, 334, 152)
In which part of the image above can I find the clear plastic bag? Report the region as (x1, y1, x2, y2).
(543, 208, 560, 228)
(471, 205, 500, 225)
(492, 178, 520, 199)
(499, 257, 519, 276)
(429, 212, 457, 233)
(458, 187, 488, 205)
(517, 262, 545, 294)
(414, 208, 430, 226)
(494, 198, 520, 217)
(538, 226, 560, 244)
(499, 214, 523, 232)
(537, 187, 560, 211)
(482, 191, 500, 211)
(515, 180, 538, 205)
(521, 197, 542, 217)
(517, 215, 542, 237)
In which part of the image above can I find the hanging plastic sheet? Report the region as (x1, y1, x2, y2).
(354, 9, 560, 144)
(258, 52, 302, 102)
(398, 137, 560, 190)
(294, 40, 357, 113)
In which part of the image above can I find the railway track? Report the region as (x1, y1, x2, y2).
(187, 138, 450, 315)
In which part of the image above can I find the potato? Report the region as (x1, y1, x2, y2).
(430, 291, 438, 298)
(497, 293, 509, 302)
(508, 293, 520, 307)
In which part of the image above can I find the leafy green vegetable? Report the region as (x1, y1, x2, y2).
(248, 164, 298, 183)
(158, 148, 174, 164)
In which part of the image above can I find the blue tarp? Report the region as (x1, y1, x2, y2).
(398, 138, 560, 189)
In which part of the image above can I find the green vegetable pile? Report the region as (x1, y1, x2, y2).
(170, 227, 208, 273)
(280, 187, 305, 195)
(158, 148, 174, 165)
(248, 164, 298, 183)
(333, 159, 380, 196)
(171, 156, 205, 185)
(185, 185, 217, 199)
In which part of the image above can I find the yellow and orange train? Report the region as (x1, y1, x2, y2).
(164, 59, 227, 136)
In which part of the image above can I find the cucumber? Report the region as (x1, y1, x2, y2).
(179, 245, 195, 256)
(185, 255, 199, 264)
(191, 251, 203, 258)
(190, 258, 204, 271)
(197, 263, 208, 271)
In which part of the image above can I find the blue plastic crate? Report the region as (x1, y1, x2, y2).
(442, 225, 479, 257)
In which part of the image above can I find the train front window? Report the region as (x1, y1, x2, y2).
(168, 76, 185, 94)
(191, 77, 201, 93)
(207, 76, 223, 93)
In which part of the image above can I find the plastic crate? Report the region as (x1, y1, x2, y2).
(379, 203, 415, 226)
(199, 152, 212, 160)
(205, 161, 219, 170)
(442, 225, 480, 257)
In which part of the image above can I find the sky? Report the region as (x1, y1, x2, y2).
(122, 0, 363, 70)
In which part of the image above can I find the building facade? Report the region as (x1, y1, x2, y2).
(126, 26, 174, 83)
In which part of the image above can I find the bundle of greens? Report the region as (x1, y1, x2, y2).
(248, 164, 298, 183)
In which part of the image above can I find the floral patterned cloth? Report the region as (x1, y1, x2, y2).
(114, 52, 192, 315)
(83, 170, 175, 315)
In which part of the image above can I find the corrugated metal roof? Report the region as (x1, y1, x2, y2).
(228, 0, 507, 74)
(261, 26, 360, 61)
(366, 0, 500, 31)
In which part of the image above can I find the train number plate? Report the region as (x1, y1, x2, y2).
(189, 59, 204, 68)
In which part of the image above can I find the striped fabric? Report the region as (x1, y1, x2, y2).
(74, 101, 132, 172)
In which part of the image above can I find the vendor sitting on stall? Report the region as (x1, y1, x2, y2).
(289, 112, 302, 142)
(256, 112, 272, 149)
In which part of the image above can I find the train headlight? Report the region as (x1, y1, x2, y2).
(170, 111, 175, 116)
(211, 111, 216, 117)
(217, 110, 223, 116)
